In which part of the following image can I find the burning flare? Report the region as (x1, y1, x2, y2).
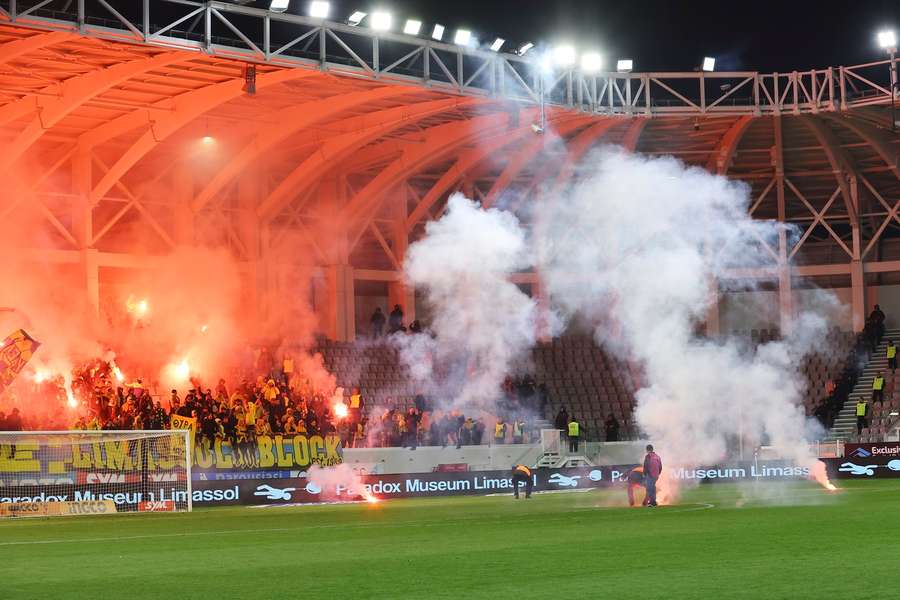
(811, 460, 838, 492)
(125, 295, 149, 317)
(333, 402, 348, 419)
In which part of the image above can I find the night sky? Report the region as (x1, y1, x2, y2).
(241, 0, 898, 72)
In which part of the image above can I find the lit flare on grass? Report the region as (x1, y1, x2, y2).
(811, 460, 838, 492)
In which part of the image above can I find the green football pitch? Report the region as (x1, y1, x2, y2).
(2, 480, 895, 599)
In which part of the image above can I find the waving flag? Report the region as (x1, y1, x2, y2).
(0, 329, 40, 394)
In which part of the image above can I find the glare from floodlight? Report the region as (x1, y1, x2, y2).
(404, 19, 422, 35)
(617, 59, 633, 72)
(581, 52, 603, 73)
(490, 38, 505, 52)
(538, 53, 553, 74)
(432, 24, 445, 40)
(348, 11, 366, 26)
(878, 30, 897, 49)
(518, 42, 534, 56)
(308, 1, 329, 18)
(552, 45, 576, 67)
(702, 56, 716, 72)
(371, 11, 392, 31)
(270, 0, 290, 13)
(455, 29, 472, 46)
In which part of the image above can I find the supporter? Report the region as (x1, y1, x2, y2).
(370, 307, 386, 337)
(5, 408, 23, 431)
(457, 417, 475, 448)
(604, 414, 620, 442)
(512, 418, 525, 444)
(473, 417, 485, 445)
(493, 419, 507, 445)
(409, 320, 422, 334)
(388, 304, 404, 333)
(554, 407, 569, 431)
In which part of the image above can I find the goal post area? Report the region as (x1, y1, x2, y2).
(0, 430, 192, 518)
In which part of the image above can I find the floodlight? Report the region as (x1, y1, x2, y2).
(348, 11, 366, 26)
(878, 30, 897, 49)
(538, 53, 553, 74)
(454, 29, 472, 46)
(270, 0, 290, 12)
(404, 19, 422, 35)
(581, 52, 603, 73)
(518, 42, 534, 56)
(490, 38, 505, 52)
(432, 24, 445, 40)
(702, 56, 716, 72)
(308, 1, 329, 18)
(371, 11, 392, 31)
(552, 45, 576, 67)
(617, 59, 633, 72)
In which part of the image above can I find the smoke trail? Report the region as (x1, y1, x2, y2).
(397, 194, 537, 412)
(536, 149, 839, 476)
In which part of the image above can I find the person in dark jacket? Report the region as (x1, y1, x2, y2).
(388, 304, 404, 333)
(643, 445, 663, 507)
(370, 307, 386, 337)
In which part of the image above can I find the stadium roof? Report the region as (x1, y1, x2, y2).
(0, 4, 897, 289)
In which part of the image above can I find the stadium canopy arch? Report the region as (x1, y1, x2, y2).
(0, 1, 898, 341)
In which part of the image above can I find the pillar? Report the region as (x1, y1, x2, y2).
(172, 165, 195, 245)
(778, 265, 793, 336)
(705, 281, 720, 337)
(72, 150, 99, 316)
(850, 260, 866, 332)
(387, 185, 414, 323)
(324, 264, 355, 341)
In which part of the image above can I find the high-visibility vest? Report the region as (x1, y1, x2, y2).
(350, 394, 361, 409)
(873, 377, 885, 391)
(495, 423, 505, 438)
(514, 465, 531, 477)
(888, 346, 897, 359)
(856, 402, 868, 417)
(568, 421, 580, 437)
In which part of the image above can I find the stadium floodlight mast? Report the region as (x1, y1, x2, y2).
(308, 1, 329, 18)
(877, 29, 897, 131)
(432, 24, 445, 41)
(702, 56, 716, 72)
(370, 11, 392, 31)
(270, 0, 290, 12)
(490, 38, 505, 52)
(552, 45, 576, 68)
(404, 19, 422, 35)
(454, 29, 472, 46)
(581, 52, 604, 73)
(347, 11, 367, 26)
(617, 59, 634, 72)
(517, 42, 535, 56)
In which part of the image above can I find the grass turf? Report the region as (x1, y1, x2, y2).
(1, 479, 895, 599)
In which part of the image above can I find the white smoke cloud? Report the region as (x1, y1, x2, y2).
(399, 194, 537, 411)
(535, 149, 838, 470)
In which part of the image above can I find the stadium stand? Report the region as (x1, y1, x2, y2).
(317, 335, 642, 441)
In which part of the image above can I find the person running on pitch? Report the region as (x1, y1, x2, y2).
(512, 464, 533, 499)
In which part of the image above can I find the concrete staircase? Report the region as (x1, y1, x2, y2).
(825, 329, 898, 442)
